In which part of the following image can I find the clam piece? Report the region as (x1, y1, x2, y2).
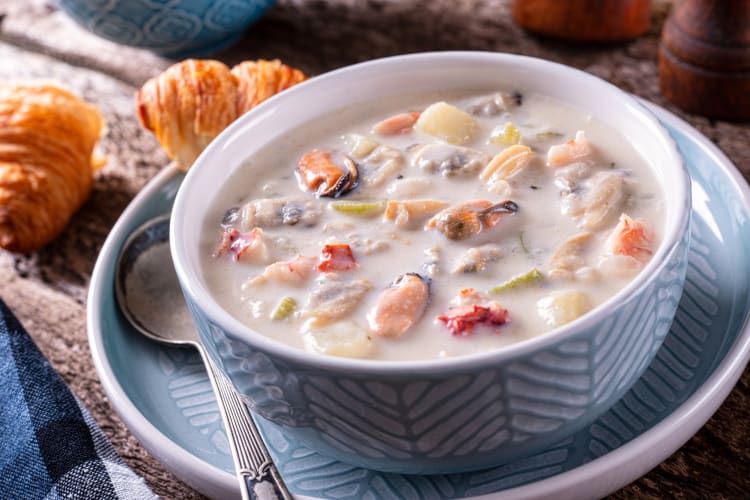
(422, 246, 441, 277)
(579, 171, 628, 230)
(453, 244, 503, 274)
(360, 145, 405, 187)
(547, 130, 594, 168)
(480, 145, 535, 190)
(240, 197, 321, 228)
(384, 199, 449, 229)
(426, 200, 519, 240)
(466, 91, 522, 116)
(548, 233, 592, 280)
(412, 143, 489, 177)
(302, 275, 372, 325)
(386, 177, 433, 198)
(296, 149, 359, 198)
(367, 273, 430, 338)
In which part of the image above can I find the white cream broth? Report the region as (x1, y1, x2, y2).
(199, 90, 665, 361)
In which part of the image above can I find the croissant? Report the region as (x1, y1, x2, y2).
(0, 83, 104, 253)
(136, 59, 306, 170)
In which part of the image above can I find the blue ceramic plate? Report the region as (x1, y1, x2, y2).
(88, 104, 750, 499)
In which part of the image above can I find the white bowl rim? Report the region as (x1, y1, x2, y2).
(171, 50, 691, 375)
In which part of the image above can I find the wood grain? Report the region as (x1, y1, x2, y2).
(0, 1, 748, 499)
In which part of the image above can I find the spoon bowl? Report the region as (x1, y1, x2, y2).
(114, 215, 291, 500)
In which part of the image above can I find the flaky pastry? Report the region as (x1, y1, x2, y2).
(136, 59, 306, 170)
(0, 83, 104, 253)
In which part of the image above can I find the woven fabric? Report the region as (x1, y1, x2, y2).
(0, 298, 155, 500)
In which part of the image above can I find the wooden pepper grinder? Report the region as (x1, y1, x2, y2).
(512, 0, 652, 42)
(660, 0, 750, 120)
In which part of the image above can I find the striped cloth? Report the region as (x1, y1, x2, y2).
(0, 298, 156, 499)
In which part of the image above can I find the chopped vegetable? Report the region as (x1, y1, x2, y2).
(519, 231, 530, 255)
(302, 320, 373, 357)
(271, 297, 297, 320)
(343, 133, 379, 158)
(437, 301, 509, 336)
(330, 199, 386, 217)
(317, 243, 358, 272)
(416, 101, 479, 145)
(489, 268, 543, 294)
(537, 291, 591, 327)
(490, 123, 522, 146)
(535, 130, 564, 141)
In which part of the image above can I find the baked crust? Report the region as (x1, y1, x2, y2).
(0, 83, 104, 253)
(136, 59, 306, 170)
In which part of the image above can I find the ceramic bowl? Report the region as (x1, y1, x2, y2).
(57, 0, 275, 56)
(170, 52, 691, 474)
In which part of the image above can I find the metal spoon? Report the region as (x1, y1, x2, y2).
(115, 214, 292, 500)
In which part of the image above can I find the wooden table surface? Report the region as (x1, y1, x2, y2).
(1, 1, 748, 498)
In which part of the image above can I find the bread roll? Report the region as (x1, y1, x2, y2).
(136, 59, 306, 170)
(0, 83, 104, 253)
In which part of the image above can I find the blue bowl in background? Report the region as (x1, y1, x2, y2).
(57, 0, 276, 57)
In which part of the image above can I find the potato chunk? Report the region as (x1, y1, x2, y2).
(537, 291, 591, 327)
(302, 320, 374, 358)
(417, 102, 479, 145)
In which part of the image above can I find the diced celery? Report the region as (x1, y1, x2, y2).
(489, 268, 543, 294)
(490, 123, 522, 146)
(270, 296, 297, 320)
(330, 200, 387, 217)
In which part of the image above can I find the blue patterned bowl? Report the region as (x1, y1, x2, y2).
(171, 52, 691, 474)
(57, 0, 276, 56)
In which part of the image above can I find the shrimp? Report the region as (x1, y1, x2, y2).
(371, 112, 421, 135)
(607, 214, 653, 262)
(547, 130, 594, 168)
(437, 288, 509, 336)
(215, 227, 270, 263)
(317, 244, 358, 272)
(244, 255, 318, 287)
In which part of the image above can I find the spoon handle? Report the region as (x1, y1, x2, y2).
(199, 347, 293, 500)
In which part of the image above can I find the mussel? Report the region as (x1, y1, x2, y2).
(296, 149, 359, 198)
(426, 200, 519, 240)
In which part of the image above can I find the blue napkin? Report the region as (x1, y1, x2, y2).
(0, 298, 156, 499)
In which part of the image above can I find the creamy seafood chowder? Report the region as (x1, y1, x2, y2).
(200, 90, 665, 361)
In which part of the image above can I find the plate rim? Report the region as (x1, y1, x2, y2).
(86, 103, 750, 500)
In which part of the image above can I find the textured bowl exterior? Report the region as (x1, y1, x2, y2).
(185, 229, 688, 473)
(171, 52, 692, 474)
(58, 0, 275, 56)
